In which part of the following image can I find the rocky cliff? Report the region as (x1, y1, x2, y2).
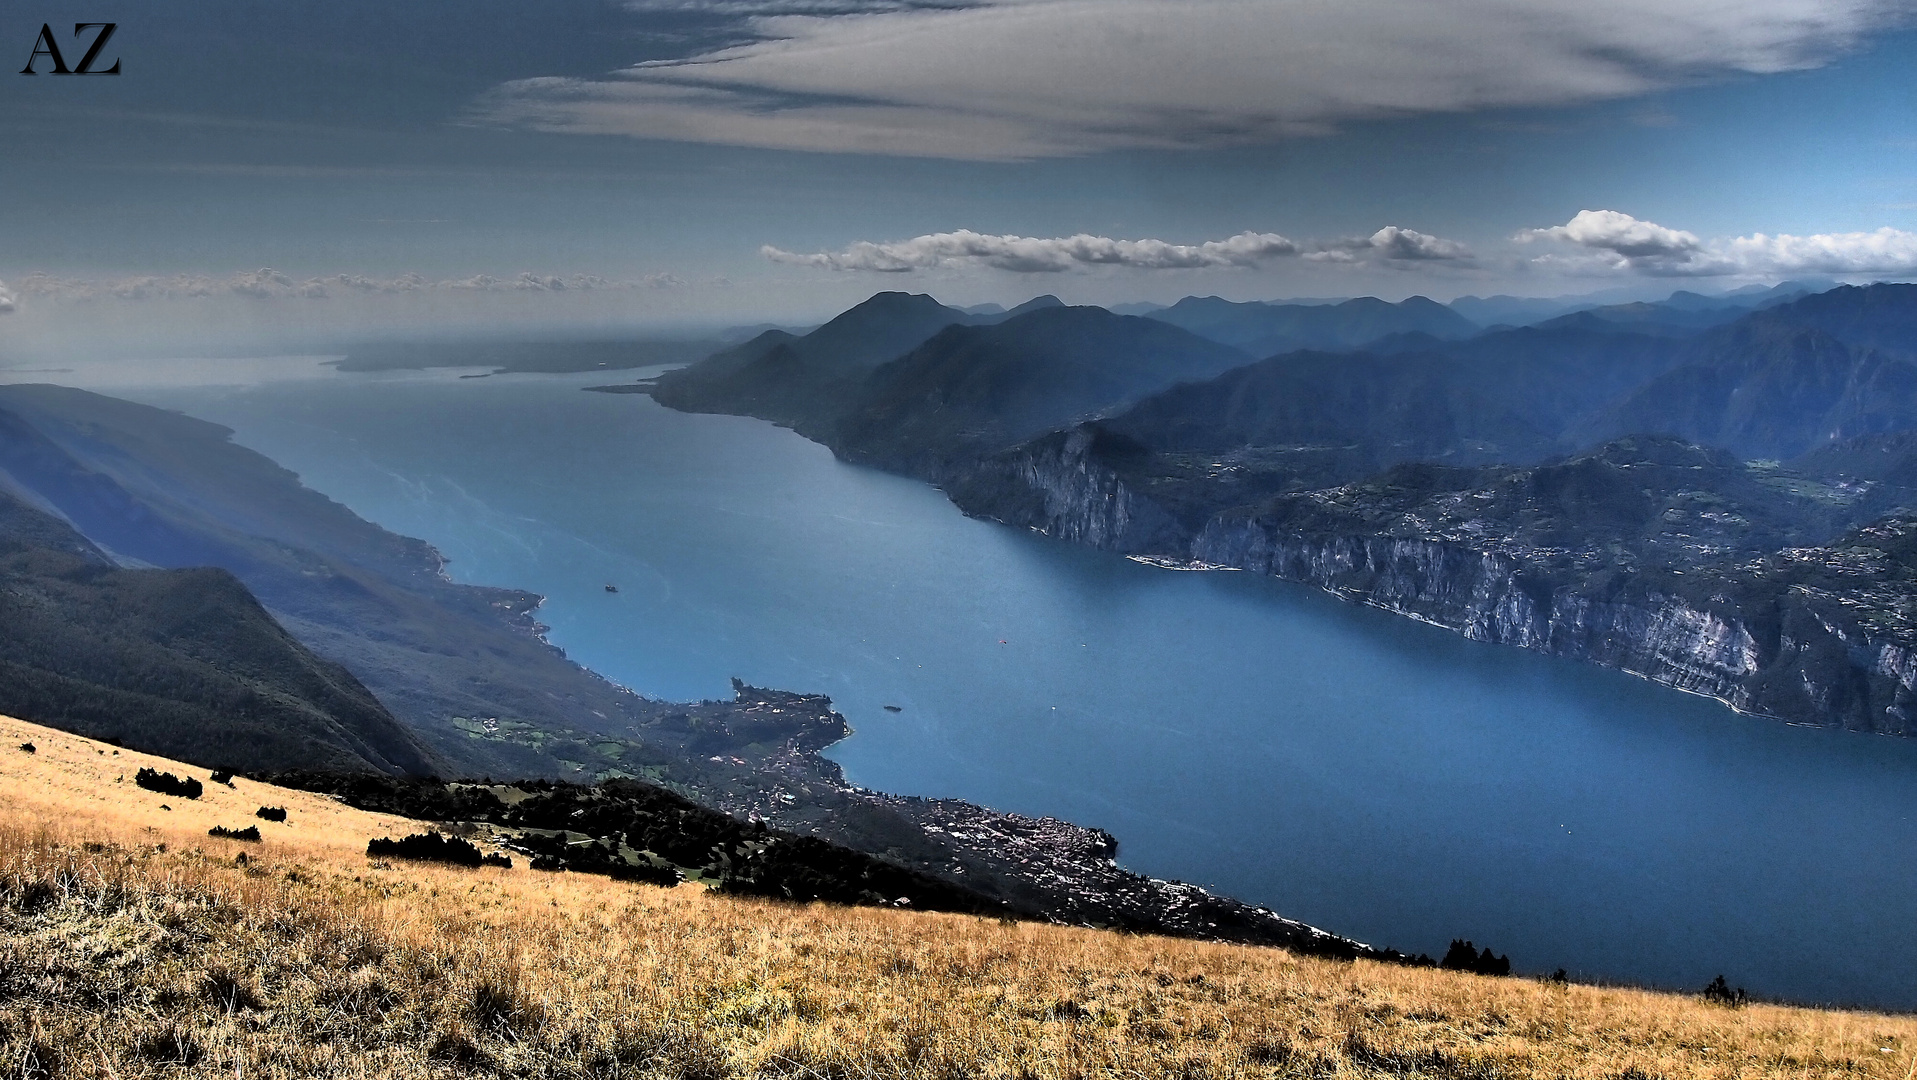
(957, 435, 1917, 735)
(948, 427, 1191, 554)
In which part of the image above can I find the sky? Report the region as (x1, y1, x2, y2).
(1, 0, 1915, 356)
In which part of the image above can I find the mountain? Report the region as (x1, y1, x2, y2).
(1530, 303, 1746, 336)
(830, 305, 1254, 475)
(650, 292, 1078, 433)
(1527, 282, 1837, 338)
(944, 320, 1695, 538)
(1445, 281, 1829, 329)
(1447, 293, 1607, 326)
(1737, 280, 1917, 350)
(1098, 348, 1553, 466)
(1145, 294, 1479, 355)
(1185, 439, 1917, 733)
(994, 294, 1067, 319)
(650, 292, 978, 429)
(1592, 285, 1917, 459)
(630, 282, 1917, 736)
(0, 484, 435, 774)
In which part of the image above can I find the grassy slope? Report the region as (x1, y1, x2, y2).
(2, 715, 1912, 1079)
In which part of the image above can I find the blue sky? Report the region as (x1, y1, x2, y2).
(1, 0, 1914, 353)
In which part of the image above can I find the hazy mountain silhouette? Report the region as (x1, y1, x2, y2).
(831, 305, 1254, 473)
(1591, 285, 1917, 459)
(1147, 294, 1480, 354)
(0, 479, 436, 775)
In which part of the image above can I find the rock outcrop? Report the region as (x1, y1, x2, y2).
(958, 436, 1917, 735)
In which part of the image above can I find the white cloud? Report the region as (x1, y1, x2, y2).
(764, 226, 1475, 272)
(1722, 228, 1917, 276)
(763, 229, 1301, 272)
(1519, 210, 1917, 276)
(7, 269, 688, 302)
(482, 0, 1906, 159)
(1518, 210, 1702, 262)
(1308, 227, 1474, 265)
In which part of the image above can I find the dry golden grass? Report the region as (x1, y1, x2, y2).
(0, 714, 1912, 1079)
(0, 714, 435, 858)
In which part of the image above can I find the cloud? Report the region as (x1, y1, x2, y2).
(763, 229, 1302, 272)
(1308, 227, 1474, 265)
(0, 281, 14, 315)
(481, 0, 1906, 159)
(8, 269, 689, 303)
(1721, 228, 1917, 276)
(1519, 210, 1917, 276)
(1518, 208, 1706, 266)
(764, 226, 1475, 272)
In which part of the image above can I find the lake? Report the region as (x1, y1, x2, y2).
(93, 361, 1917, 1010)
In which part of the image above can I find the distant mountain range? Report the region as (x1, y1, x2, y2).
(1445, 280, 1830, 328)
(627, 280, 1917, 736)
(1144, 293, 1479, 354)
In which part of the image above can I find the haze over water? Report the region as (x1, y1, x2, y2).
(109, 362, 1917, 1010)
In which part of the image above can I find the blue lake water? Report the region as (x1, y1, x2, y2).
(110, 363, 1917, 1010)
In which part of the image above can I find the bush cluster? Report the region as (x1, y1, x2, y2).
(134, 768, 203, 800)
(367, 832, 509, 869)
(1440, 939, 1512, 977)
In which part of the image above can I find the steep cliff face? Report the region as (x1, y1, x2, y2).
(958, 432, 1917, 735)
(948, 428, 1189, 555)
(1186, 515, 1915, 735)
(1195, 519, 1755, 702)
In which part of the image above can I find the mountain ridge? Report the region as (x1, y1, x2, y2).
(629, 282, 1917, 736)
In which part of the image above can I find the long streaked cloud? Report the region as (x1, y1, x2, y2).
(763, 227, 1471, 272)
(482, 0, 1907, 160)
(763, 230, 1300, 272)
(1519, 210, 1917, 276)
(6, 269, 688, 305)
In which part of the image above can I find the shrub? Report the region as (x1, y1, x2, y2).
(16, 743, 33, 754)
(209, 825, 262, 842)
(1440, 939, 1511, 976)
(1701, 975, 1747, 1007)
(135, 768, 203, 799)
(366, 832, 484, 868)
(255, 806, 288, 822)
(210, 770, 235, 786)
